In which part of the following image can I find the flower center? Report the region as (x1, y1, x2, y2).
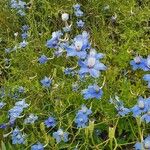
(75, 41, 83, 51)
(138, 100, 145, 109)
(87, 57, 96, 68)
(134, 56, 141, 64)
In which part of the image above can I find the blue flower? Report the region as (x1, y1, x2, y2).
(0, 123, 7, 129)
(18, 0, 26, 9)
(116, 106, 130, 117)
(82, 84, 103, 100)
(75, 113, 88, 128)
(66, 31, 90, 59)
(78, 54, 106, 78)
(22, 25, 29, 31)
(75, 105, 92, 128)
(77, 105, 92, 116)
(130, 56, 149, 71)
(44, 117, 56, 128)
(40, 76, 52, 88)
(17, 10, 26, 16)
(19, 40, 28, 48)
(74, 9, 83, 17)
(53, 129, 69, 143)
(18, 86, 25, 93)
(15, 99, 29, 108)
(21, 32, 28, 39)
(141, 109, 150, 123)
(5, 48, 11, 53)
(0, 102, 6, 109)
(73, 4, 81, 10)
(131, 97, 149, 117)
(46, 31, 62, 48)
(11, 128, 26, 144)
(134, 136, 150, 150)
(134, 142, 143, 150)
(76, 20, 85, 28)
(143, 74, 150, 88)
(38, 55, 48, 64)
(24, 114, 38, 124)
(31, 142, 44, 150)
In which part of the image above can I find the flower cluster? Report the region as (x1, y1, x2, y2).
(75, 105, 92, 128)
(10, 0, 27, 16)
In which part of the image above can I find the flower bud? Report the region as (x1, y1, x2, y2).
(62, 13, 69, 21)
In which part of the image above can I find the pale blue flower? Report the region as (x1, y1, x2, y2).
(53, 129, 69, 143)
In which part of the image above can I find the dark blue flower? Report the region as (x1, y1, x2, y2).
(53, 129, 69, 143)
(40, 76, 52, 88)
(44, 117, 56, 128)
(38, 55, 48, 64)
(0, 102, 6, 109)
(0, 123, 7, 129)
(31, 142, 44, 150)
(82, 84, 103, 100)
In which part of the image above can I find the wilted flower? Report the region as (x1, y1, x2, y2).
(24, 114, 38, 124)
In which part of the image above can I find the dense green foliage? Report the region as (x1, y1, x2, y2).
(0, 0, 150, 149)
